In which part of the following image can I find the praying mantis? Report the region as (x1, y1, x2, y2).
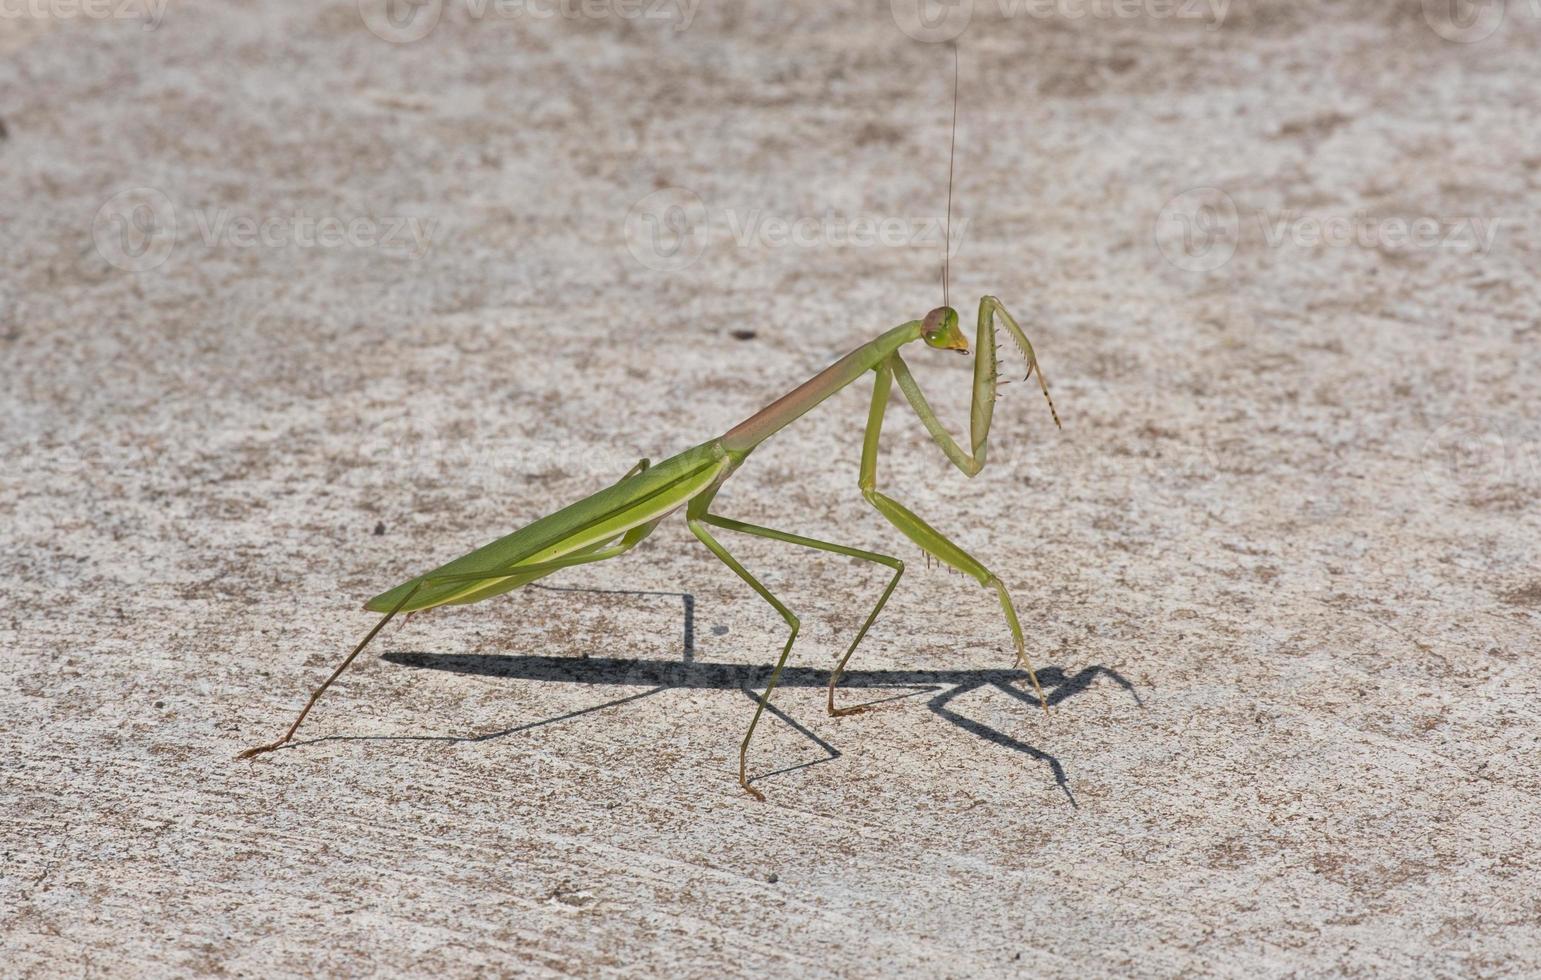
(239, 50, 1063, 801)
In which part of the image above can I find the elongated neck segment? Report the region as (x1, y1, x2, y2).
(722, 320, 922, 453)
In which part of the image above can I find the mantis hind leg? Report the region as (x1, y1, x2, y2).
(237, 520, 660, 760)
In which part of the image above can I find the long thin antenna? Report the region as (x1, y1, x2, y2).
(943, 42, 959, 311)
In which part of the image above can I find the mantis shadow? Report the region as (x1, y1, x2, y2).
(306, 585, 1142, 804)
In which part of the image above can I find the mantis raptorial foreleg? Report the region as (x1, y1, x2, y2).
(891, 296, 1060, 478)
(860, 355, 1050, 712)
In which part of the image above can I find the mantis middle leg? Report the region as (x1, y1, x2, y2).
(689, 513, 904, 717)
(684, 488, 801, 801)
(686, 485, 905, 797)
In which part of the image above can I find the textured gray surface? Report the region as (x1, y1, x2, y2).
(4, 1, 1540, 976)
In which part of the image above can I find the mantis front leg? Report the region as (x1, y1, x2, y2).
(893, 295, 1060, 476)
(858, 356, 1050, 712)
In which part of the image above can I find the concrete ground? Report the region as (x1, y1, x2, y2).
(3, 1, 1539, 975)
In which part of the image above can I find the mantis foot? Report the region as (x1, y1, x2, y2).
(827, 702, 872, 718)
(739, 753, 767, 802)
(236, 740, 285, 760)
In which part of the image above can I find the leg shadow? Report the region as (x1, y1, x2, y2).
(736, 685, 845, 782)
(288, 584, 1141, 798)
(370, 652, 1137, 801)
(928, 681, 1078, 808)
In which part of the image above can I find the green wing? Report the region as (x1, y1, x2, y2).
(365, 443, 726, 613)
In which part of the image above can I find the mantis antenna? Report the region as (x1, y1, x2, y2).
(943, 42, 959, 311)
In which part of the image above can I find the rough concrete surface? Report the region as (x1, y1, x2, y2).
(3, 1, 1540, 976)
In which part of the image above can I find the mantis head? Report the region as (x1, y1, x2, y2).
(921, 306, 968, 354)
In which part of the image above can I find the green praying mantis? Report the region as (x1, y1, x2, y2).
(239, 51, 1063, 800)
